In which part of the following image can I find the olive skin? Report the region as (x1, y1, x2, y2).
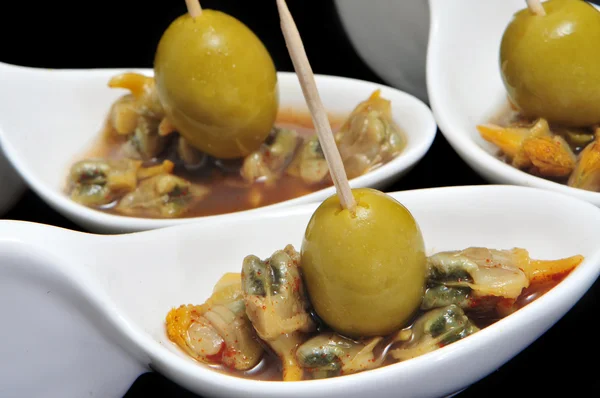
(500, 0, 600, 127)
(154, 11, 279, 159)
(300, 188, 427, 338)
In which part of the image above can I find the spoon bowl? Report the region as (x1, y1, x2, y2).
(1, 185, 599, 397)
(0, 62, 436, 233)
(427, 0, 600, 206)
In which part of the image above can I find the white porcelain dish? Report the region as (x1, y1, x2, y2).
(427, 0, 600, 206)
(0, 61, 436, 234)
(334, 0, 430, 103)
(1, 185, 599, 398)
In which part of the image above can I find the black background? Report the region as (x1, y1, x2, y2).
(1, 0, 599, 397)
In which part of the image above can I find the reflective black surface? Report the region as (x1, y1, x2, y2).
(1, 0, 599, 396)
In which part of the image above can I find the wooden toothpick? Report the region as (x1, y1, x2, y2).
(276, 0, 357, 212)
(185, 0, 203, 18)
(526, 0, 546, 16)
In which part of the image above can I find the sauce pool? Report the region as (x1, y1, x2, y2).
(69, 108, 346, 218)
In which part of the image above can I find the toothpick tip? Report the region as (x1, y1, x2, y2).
(526, 0, 546, 16)
(185, 0, 202, 18)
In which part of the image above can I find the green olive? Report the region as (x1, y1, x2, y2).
(300, 188, 427, 338)
(154, 10, 279, 159)
(500, 0, 600, 127)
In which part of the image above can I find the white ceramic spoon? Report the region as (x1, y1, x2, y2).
(1, 185, 599, 398)
(334, 0, 430, 103)
(427, 0, 600, 206)
(0, 61, 436, 234)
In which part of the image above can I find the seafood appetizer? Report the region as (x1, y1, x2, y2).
(64, 1, 406, 219)
(165, 0, 584, 383)
(166, 232, 583, 381)
(477, 0, 600, 191)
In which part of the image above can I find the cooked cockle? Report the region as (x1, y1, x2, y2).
(116, 174, 210, 218)
(523, 135, 577, 177)
(296, 333, 384, 379)
(242, 245, 315, 338)
(334, 90, 406, 179)
(477, 121, 540, 162)
(120, 115, 170, 161)
(554, 126, 596, 152)
(165, 273, 263, 370)
(108, 73, 171, 161)
(389, 304, 479, 362)
(166, 302, 264, 370)
(421, 285, 475, 311)
(206, 272, 246, 306)
(241, 127, 301, 185)
(428, 247, 530, 300)
(107, 95, 139, 136)
(68, 158, 142, 206)
(568, 129, 600, 191)
(423, 247, 583, 314)
(176, 136, 209, 170)
(285, 91, 407, 186)
(241, 244, 316, 381)
(285, 136, 329, 185)
(477, 118, 577, 177)
(520, 251, 584, 284)
(108, 72, 164, 120)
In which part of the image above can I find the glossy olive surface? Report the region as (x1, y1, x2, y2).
(301, 188, 427, 338)
(500, 0, 600, 127)
(154, 10, 279, 159)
